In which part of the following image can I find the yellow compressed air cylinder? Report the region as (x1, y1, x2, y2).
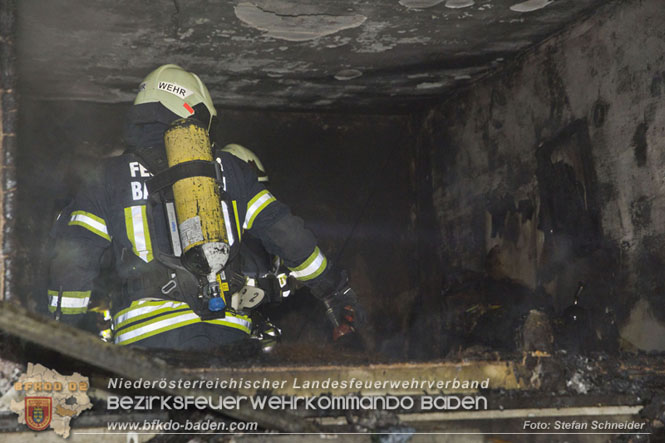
(164, 118, 229, 281)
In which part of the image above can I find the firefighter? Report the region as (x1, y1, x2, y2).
(47, 64, 364, 351)
(221, 143, 291, 351)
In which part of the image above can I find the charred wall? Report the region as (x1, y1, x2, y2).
(417, 0, 665, 351)
(11, 0, 665, 361)
(0, 0, 17, 303)
(15, 101, 416, 355)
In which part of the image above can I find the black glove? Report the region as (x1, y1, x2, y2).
(307, 265, 366, 339)
(321, 280, 366, 340)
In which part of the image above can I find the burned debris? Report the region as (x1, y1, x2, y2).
(1, 0, 665, 441)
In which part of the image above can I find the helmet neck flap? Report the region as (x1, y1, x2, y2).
(124, 64, 218, 152)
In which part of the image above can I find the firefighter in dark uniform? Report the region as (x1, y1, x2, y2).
(47, 64, 363, 350)
(221, 143, 291, 351)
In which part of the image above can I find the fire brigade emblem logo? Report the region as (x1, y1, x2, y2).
(25, 397, 52, 431)
(11, 363, 92, 437)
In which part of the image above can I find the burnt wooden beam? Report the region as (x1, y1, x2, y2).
(0, 0, 18, 302)
(185, 360, 525, 397)
(0, 301, 319, 432)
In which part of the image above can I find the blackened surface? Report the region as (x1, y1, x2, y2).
(1, 0, 17, 302)
(15, 0, 610, 111)
(537, 120, 602, 261)
(596, 181, 618, 207)
(630, 196, 652, 231)
(592, 99, 609, 127)
(401, 0, 665, 352)
(517, 199, 535, 221)
(16, 101, 125, 313)
(441, 275, 549, 354)
(429, 110, 487, 275)
(487, 193, 516, 240)
(1, 134, 16, 182)
(534, 121, 620, 320)
(1, 89, 16, 130)
(650, 72, 663, 97)
(215, 110, 415, 352)
(0, 0, 15, 41)
(543, 48, 571, 131)
(632, 121, 648, 167)
(636, 234, 665, 324)
(407, 112, 444, 360)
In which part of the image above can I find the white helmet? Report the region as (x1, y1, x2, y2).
(222, 144, 269, 182)
(134, 64, 217, 131)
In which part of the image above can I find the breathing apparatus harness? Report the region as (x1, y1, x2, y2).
(122, 118, 271, 320)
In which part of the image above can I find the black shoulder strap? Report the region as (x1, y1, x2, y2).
(132, 146, 169, 174)
(146, 160, 220, 195)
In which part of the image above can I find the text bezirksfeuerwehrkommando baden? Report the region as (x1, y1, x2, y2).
(106, 377, 489, 412)
(107, 394, 488, 411)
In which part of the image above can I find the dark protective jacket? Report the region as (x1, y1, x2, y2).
(47, 147, 334, 346)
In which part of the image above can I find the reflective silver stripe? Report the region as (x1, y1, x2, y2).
(131, 206, 148, 261)
(48, 295, 89, 309)
(216, 157, 227, 191)
(114, 300, 188, 327)
(290, 247, 327, 281)
(114, 311, 252, 345)
(222, 201, 234, 246)
(69, 211, 110, 241)
(243, 190, 276, 230)
(47, 290, 91, 314)
(113, 299, 252, 345)
(70, 213, 107, 234)
(207, 315, 252, 330)
(125, 206, 153, 263)
(114, 312, 200, 344)
(165, 202, 182, 256)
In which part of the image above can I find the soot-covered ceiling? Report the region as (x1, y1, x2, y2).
(18, 0, 609, 111)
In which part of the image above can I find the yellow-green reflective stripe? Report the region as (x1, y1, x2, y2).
(117, 309, 252, 334)
(206, 316, 252, 333)
(244, 190, 276, 230)
(47, 290, 91, 299)
(49, 306, 88, 314)
(289, 247, 328, 281)
(48, 290, 91, 308)
(47, 289, 91, 312)
(232, 200, 242, 241)
(115, 306, 190, 330)
(114, 299, 180, 319)
(115, 313, 201, 345)
(69, 211, 110, 241)
(114, 311, 251, 345)
(116, 310, 195, 336)
(124, 206, 153, 263)
(114, 301, 253, 332)
(114, 300, 190, 327)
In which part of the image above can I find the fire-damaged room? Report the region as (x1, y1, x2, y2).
(1, 0, 665, 441)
